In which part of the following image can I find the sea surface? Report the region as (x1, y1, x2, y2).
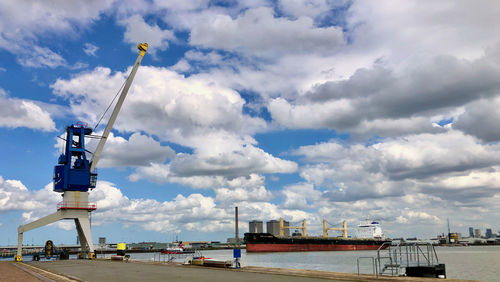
(7, 246, 500, 281)
(125, 246, 500, 282)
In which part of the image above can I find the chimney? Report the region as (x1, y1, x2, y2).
(235, 206, 239, 243)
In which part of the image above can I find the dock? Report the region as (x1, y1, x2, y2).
(1, 260, 478, 282)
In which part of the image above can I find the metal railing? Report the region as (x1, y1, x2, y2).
(357, 242, 440, 277)
(357, 256, 378, 278)
(376, 242, 439, 276)
(57, 201, 97, 210)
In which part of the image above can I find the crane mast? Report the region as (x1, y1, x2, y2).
(16, 43, 148, 262)
(90, 43, 148, 171)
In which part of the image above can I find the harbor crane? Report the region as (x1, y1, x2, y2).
(15, 43, 148, 261)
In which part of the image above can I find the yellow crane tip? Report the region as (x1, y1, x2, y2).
(137, 43, 148, 56)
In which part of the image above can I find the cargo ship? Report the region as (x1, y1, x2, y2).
(245, 218, 391, 252)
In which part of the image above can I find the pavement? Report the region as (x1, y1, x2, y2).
(11, 259, 477, 282)
(0, 262, 42, 282)
(28, 260, 339, 282)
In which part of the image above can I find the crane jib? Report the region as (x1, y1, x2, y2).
(53, 43, 148, 193)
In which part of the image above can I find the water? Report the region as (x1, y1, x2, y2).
(135, 246, 500, 282)
(5, 246, 499, 281)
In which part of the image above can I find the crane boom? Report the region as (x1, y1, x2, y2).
(90, 43, 148, 171)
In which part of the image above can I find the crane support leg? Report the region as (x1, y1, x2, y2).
(75, 217, 95, 259)
(16, 232, 23, 261)
(16, 193, 96, 261)
(17, 210, 64, 261)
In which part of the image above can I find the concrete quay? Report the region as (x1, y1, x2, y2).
(3, 260, 479, 282)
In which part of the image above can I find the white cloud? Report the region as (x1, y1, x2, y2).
(51, 66, 296, 185)
(0, 88, 56, 131)
(190, 7, 344, 57)
(16, 45, 67, 68)
(278, 0, 332, 19)
(85, 132, 175, 168)
(281, 182, 322, 209)
(51, 66, 267, 141)
(83, 43, 99, 56)
(347, 0, 500, 62)
(0, 177, 58, 213)
(120, 15, 174, 57)
(215, 186, 273, 204)
(129, 144, 297, 184)
(294, 131, 500, 203)
(268, 49, 500, 138)
(89, 183, 231, 233)
(0, 0, 114, 68)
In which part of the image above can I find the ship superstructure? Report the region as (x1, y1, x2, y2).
(356, 220, 385, 239)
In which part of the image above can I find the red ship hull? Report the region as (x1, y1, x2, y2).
(244, 233, 391, 253)
(246, 243, 389, 252)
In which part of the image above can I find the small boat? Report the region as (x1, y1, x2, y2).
(160, 242, 194, 254)
(160, 249, 195, 254)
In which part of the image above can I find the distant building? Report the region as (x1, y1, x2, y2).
(226, 238, 244, 244)
(486, 229, 493, 239)
(469, 227, 474, 237)
(128, 242, 169, 250)
(474, 229, 481, 238)
(98, 237, 106, 245)
(249, 220, 263, 233)
(266, 220, 290, 236)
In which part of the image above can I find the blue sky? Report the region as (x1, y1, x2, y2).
(1, 0, 500, 245)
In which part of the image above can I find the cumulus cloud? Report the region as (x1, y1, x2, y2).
(120, 15, 175, 57)
(347, 0, 500, 61)
(453, 96, 500, 142)
(278, 0, 332, 19)
(268, 49, 500, 138)
(129, 145, 297, 184)
(0, 0, 114, 68)
(294, 131, 500, 202)
(0, 177, 58, 213)
(51, 65, 296, 185)
(86, 132, 175, 168)
(0, 177, 233, 234)
(190, 7, 344, 57)
(215, 186, 273, 204)
(0, 88, 56, 131)
(51, 66, 267, 141)
(281, 183, 322, 209)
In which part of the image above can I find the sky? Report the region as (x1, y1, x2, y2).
(1, 0, 500, 246)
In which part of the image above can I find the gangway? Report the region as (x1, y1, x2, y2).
(357, 242, 446, 278)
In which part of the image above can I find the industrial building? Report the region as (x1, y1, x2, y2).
(249, 220, 263, 233)
(266, 220, 289, 236)
(474, 229, 481, 238)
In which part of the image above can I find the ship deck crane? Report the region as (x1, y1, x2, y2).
(279, 218, 307, 238)
(322, 219, 347, 238)
(15, 43, 148, 262)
